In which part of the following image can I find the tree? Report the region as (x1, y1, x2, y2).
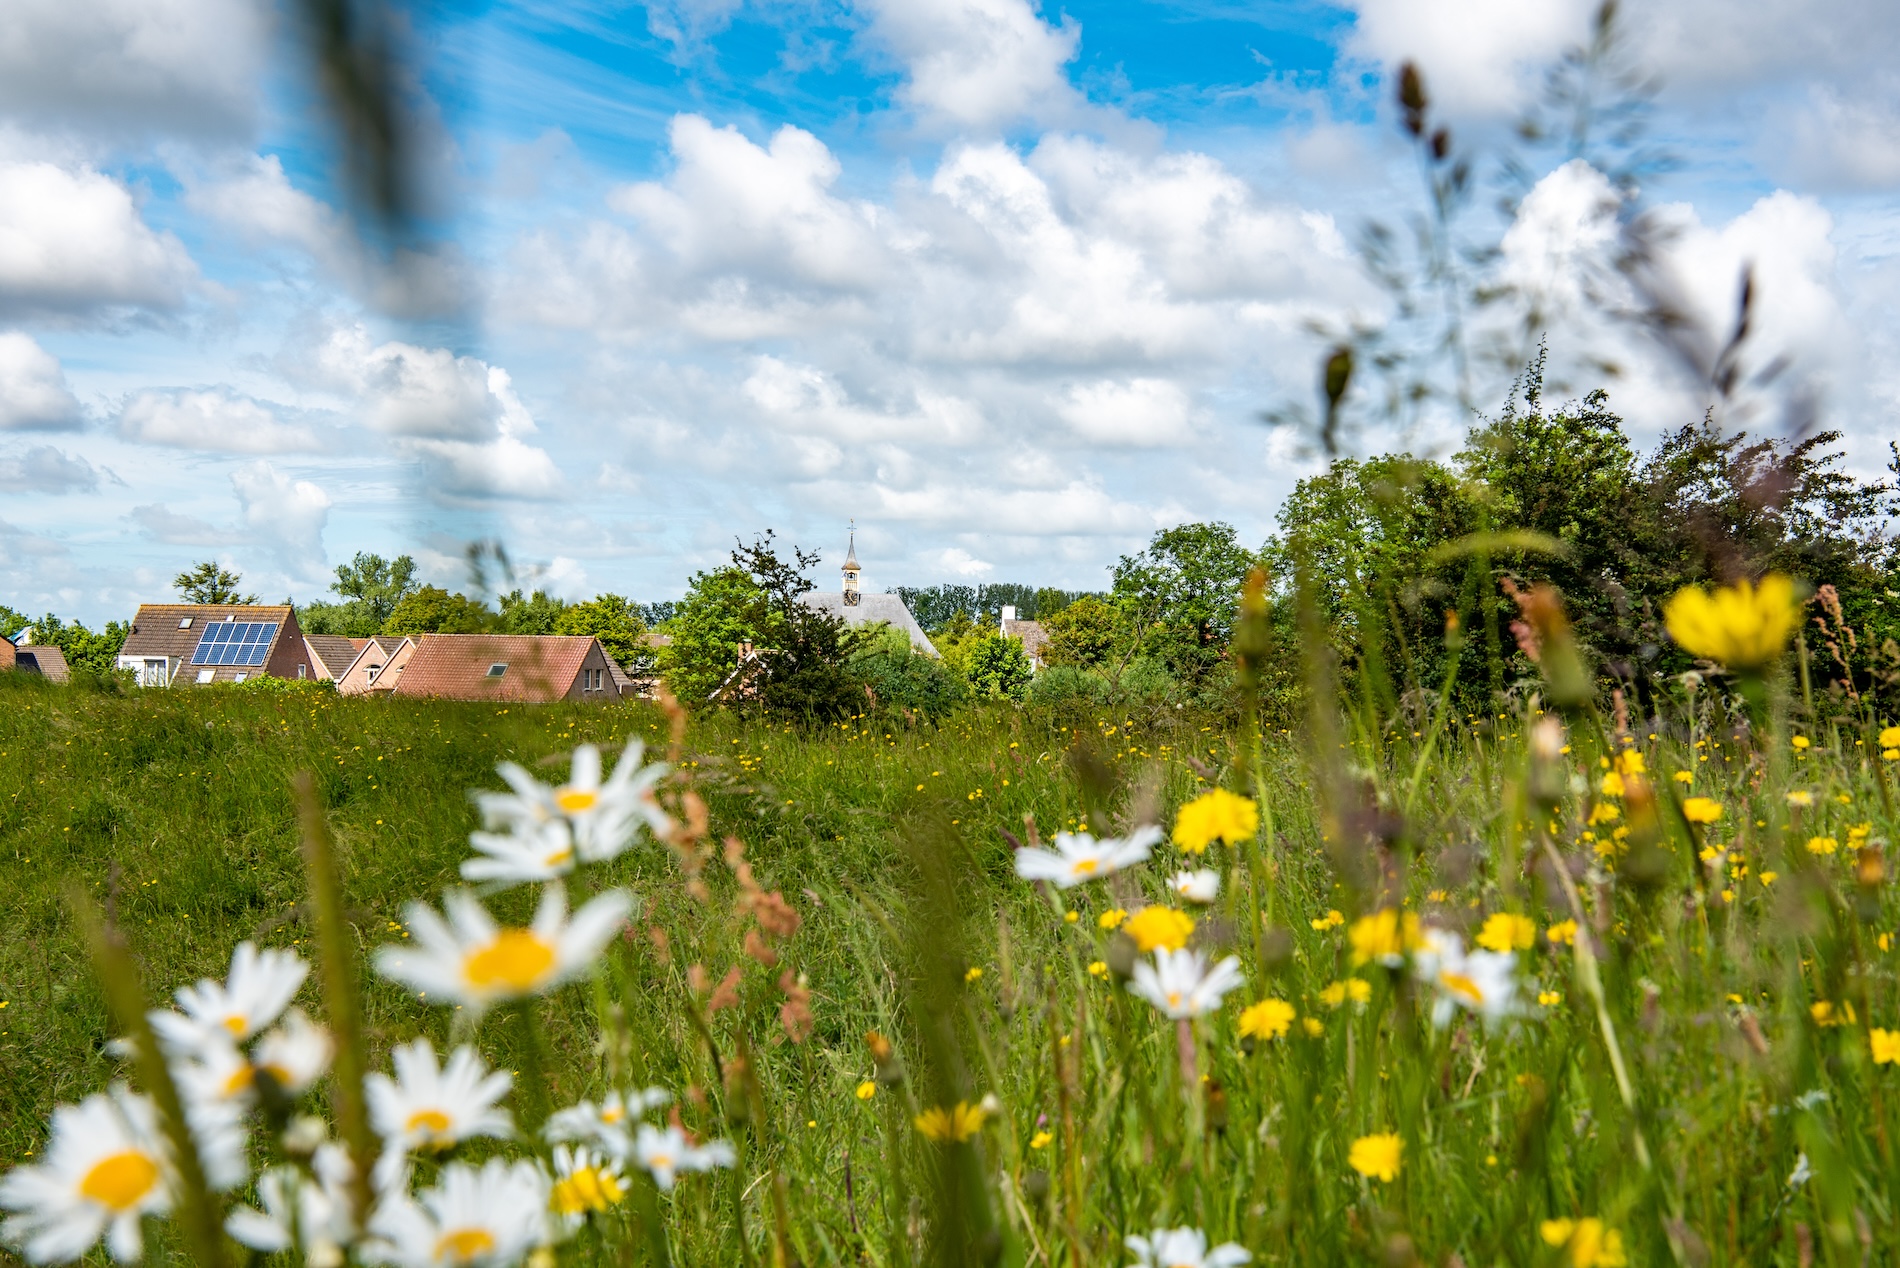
(963, 631, 1033, 700)
(383, 586, 492, 635)
(332, 553, 419, 625)
(1040, 595, 1120, 668)
(849, 624, 968, 719)
(1111, 522, 1261, 687)
(0, 605, 26, 641)
(28, 614, 130, 675)
(732, 532, 863, 721)
(656, 567, 765, 704)
(499, 590, 566, 636)
(174, 561, 257, 605)
(556, 595, 650, 674)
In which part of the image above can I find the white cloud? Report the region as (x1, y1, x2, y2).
(231, 460, 332, 570)
(0, 161, 195, 320)
(0, 0, 263, 140)
(1786, 87, 1900, 190)
(119, 388, 320, 453)
(0, 444, 99, 493)
(860, 0, 1083, 132)
(935, 546, 993, 576)
(0, 332, 83, 430)
(401, 433, 564, 501)
(1346, 0, 1595, 117)
(130, 503, 230, 546)
(1059, 378, 1196, 446)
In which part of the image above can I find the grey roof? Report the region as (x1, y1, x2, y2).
(801, 591, 937, 656)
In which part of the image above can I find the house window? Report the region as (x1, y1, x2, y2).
(487, 663, 508, 678)
(233, 673, 248, 684)
(197, 669, 215, 684)
(141, 659, 166, 687)
(298, 664, 307, 679)
(367, 664, 383, 685)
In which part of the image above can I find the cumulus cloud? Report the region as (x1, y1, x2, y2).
(232, 460, 332, 569)
(1345, 0, 1595, 116)
(0, 444, 99, 493)
(859, 0, 1083, 132)
(118, 387, 320, 453)
(0, 332, 83, 430)
(0, 161, 195, 320)
(1785, 87, 1900, 190)
(1058, 378, 1196, 446)
(0, 0, 263, 140)
(130, 503, 230, 545)
(934, 546, 993, 576)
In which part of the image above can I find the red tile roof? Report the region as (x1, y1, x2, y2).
(390, 634, 609, 702)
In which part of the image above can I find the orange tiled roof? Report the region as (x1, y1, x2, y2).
(390, 634, 601, 702)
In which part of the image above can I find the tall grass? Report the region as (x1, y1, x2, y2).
(1, 665, 1896, 1264)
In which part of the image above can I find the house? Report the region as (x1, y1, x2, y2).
(389, 634, 622, 703)
(798, 528, 937, 656)
(999, 606, 1049, 670)
(303, 634, 368, 681)
(15, 643, 71, 681)
(336, 636, 415, 695)
(0, 635, 10, 671)
(116, 605, 314, 686)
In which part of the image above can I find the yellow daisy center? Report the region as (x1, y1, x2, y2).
(221, 1014, 248, 1037)
(545, 847, 574, 867)
(79, 1150, 161, 1213)
(1070, 857, 1099, 876)
(221, 1065, 257, 1098)
(1440, 971, 1485, 1006)
(1166, 991, 1184, 1009)
(434, 1227, 497, 1263)
(405, 1108, 454, 1140)
(601, 1105, 625, 1123)
(648, 1153, 673, 1171)
(556, 787, 599, 814)
(464, 929, 558, 994)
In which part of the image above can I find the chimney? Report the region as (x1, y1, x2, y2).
(1000, 605, 1015, 634)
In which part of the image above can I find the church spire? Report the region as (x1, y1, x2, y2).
(842, 520, 861, 605)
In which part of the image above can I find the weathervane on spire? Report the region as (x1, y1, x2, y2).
(842, 519, 862, 606)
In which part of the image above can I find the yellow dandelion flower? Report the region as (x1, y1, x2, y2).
(1088, 960, 1109, 978)
(1301, 1017, 1325, 1037)
(1348, 908, 1421, 966)
(1662, 574, 1798, 668)
(1476, 912, 1536, 953)
(1879, 724, 1900, 750)
(1029, 1130, 1053, 1149)
(1171, 789, 1259, 854)
(855, 1081, 877, 1101)
(1546, 920, 1578, 947)
(1538, 991, 1562, 1007)
(914, 1101, 985, 1143)
(1348, 1132, 1402, 1182)
(1238, 998, 1295, 1041)
(1614, 749, 1645, 777)
(1309, 909, 1345, 931)
(1806, 836, 1838, 856)
(1123, 907, 1194, 953)
(1681, 797, 1723, 825)
(1786, 789, 1814, 808)
(1758, 871, 1778, 886)
(1811, 1000, 1856, 1027)
(964, 967, 983, 983)
(1599, 770, 1626, 798)
(1672, 770, 1694, 785)
(1541, 1218, 1627, 1268)
(1871, 1029, 1900, 1065)
(1097, 908, 1128, 931)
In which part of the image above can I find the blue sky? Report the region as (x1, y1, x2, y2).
(3, 0, 1897, 624)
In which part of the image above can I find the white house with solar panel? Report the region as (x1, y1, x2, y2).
(116, 604, 315, 686)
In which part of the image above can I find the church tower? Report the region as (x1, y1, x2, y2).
(842, 523, 861, 606)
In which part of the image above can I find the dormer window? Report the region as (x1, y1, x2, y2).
(487, 662, 508, 678)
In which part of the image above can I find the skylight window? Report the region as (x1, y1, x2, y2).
(486, 662, 508, 678)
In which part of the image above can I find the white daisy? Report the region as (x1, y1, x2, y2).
(631, 1123, 736, 1192)
(374, 884, 634, 1011)
(548, 1145, 628, 1237)
(225, 1144, 357, 1262)
(1013, 826, 1161, 889)
(149, 942, 307, 1055)
(252, 1008, 334, 1096)
(366, 1039, 513, 1167)
(0, 1087, 173, 1264)
(462, 820, 577, 886)
(1127, 947, 1245, 1020)
(475, 742, 673, 867)
(544, 1088, 672, 1159)
(362, 1158, 549, 1268)
(1411, 928, 1522, 1028)
(1125, 1226, 1251, 1268)
(1168, 868, 1221, 904)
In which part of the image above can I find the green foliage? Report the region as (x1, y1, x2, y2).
(731, 532, 863, 722)
(657, 565, 764, 704)
(382, 586, 493, 636)
(0, 605, 27, 641)
(173, 561, 257, 605)
(848, 624, 968, 719)
(295, 599, 381, 638)
(554, 594, 651, 674)
(895, 583, 1099, 632)
(962, 630, 1033, 700)
(1112, 521, 1261, 688)
(1040, 594, 1120, 668)
(26, 613, 130, 675)
(330, 553, 419, 627)
(497, 589, 566, 636)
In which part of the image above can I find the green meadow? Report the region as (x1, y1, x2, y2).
(2, 666, 1897, 1266)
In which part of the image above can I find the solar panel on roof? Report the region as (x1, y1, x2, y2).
(191, 622, 278, 667)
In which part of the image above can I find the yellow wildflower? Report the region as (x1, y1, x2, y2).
(914, 1101, 985, 1142)
(1309, 909, 1346, 931)
(855, 1081, 877, 1101)
(1614, 749, 1645, 777)
(1546, 920, 1578, 947)
(1681, 797, 1722, 825)
(1087, 960, 1109, 979)
(1029, 1130, 1053, 1149)
(1348, 908, 1421, 966)
(1237, 998, 1295, 1042)
(1123, 906, 1194, 953)
(1347, 1132, 1402, 1182)
(1301, 1017, 1325, 1037)
(1759, 871, 1778, 886)
(1097, 908, 1127, 931)
(1171, 789, 1259, 854)
(1589, 801, 1621, 825)
(1871, 1029, 1900, 1065)
(1672, 770, 1694, 785)
(1879, 724, 1900, 751)
(1806, 836, 1838, 856)
(1811, 1000, 1856, 1028)
(1599, 770, 1626, 798)
(1662, 573, 1798, 668)
(1541, 1218, 1628, 1267)
(964, 967, 983, 983)
(1786, 789, 1814, 808)
(1537, 991, 1562, 1007)
(1476, 912, 1536, 953)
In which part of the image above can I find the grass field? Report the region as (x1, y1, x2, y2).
(1, 670, 1897, 1266)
